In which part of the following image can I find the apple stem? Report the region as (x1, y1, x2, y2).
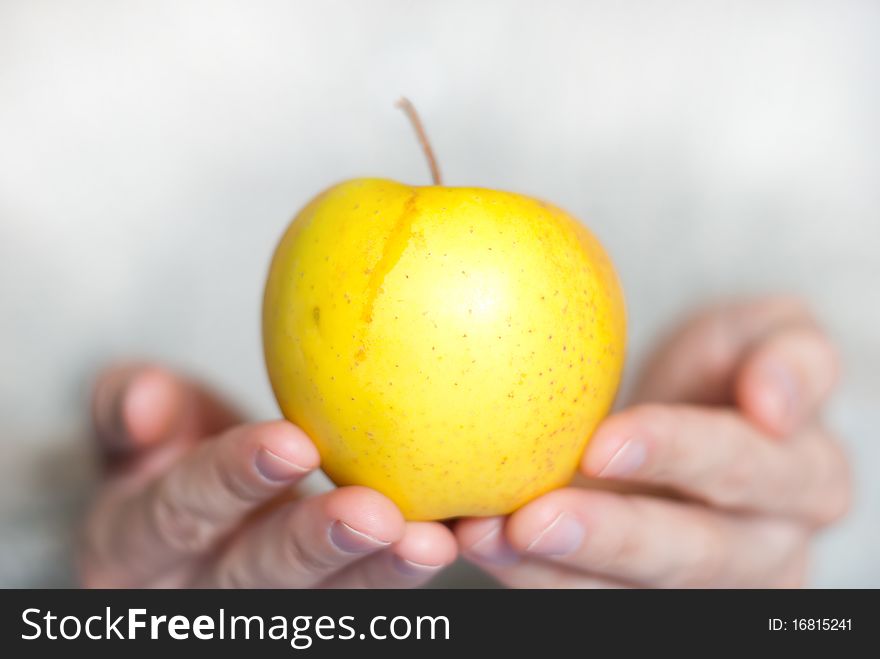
(396, 97, 442, 185)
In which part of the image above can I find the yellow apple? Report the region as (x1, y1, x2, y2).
(262, 176, 626, 520)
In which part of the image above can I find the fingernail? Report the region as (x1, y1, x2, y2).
(391, 555, 444, 577)
(255, 447, 310, 482)
(97, 374, 135, 450)
(597, 438, 646, 478)
(760, 359, 798, 427)
(467, 523, 520, 566)
(108, 382, 130, 444)
(329, 521, 390, 554)
(526, 513, 585, 556)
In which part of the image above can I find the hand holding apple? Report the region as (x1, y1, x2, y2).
(79, 103, 850, 590)
(455, 298, 851, 587)
(78, 364, 457, 588)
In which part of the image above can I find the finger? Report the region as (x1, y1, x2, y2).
(505, 488, 809, 588)
(321, 522, 458, 588)
(204, 486, 405, 588)
(581, 404, 851, 522)
(92, 363, 242, 455)
(92, 365, 182, 453)
(631, 296, 814, 405)
(736, 323, 840, 436)
(85, 421, 320, 586)
(456, 517, 625, 589)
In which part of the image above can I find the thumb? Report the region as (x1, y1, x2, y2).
(91, 363, 242, 456)
(629, 296, 814, 406)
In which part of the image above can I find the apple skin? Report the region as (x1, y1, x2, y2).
(263, 178, 626, 520)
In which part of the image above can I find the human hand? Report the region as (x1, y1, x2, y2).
(456, 297, 851, 587)
(79, 364, 456, 588)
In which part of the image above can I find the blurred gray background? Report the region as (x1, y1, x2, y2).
(0, 0, 877, 586)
